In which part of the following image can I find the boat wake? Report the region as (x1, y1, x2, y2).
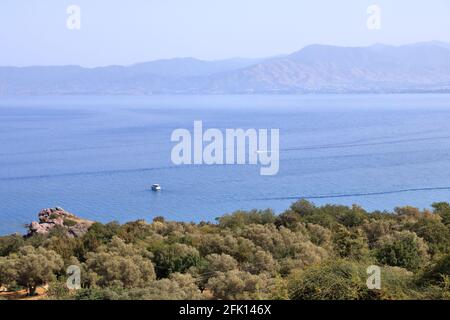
(283, 135, 450, 152)
(0, 165, 184, 181)
(249, 186, 450, 201)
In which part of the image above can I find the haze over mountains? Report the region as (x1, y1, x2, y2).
(1, 42, 450, 95)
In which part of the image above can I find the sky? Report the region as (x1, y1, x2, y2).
(0, 0, 449, 67)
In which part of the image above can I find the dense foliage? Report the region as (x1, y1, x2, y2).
(1, 200, 450, 300)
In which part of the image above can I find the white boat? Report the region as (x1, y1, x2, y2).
(151, 184, 161, 191)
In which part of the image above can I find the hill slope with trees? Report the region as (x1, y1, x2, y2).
(1, 200, 450, 300)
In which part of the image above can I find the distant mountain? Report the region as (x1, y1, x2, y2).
(0, 58, 264, 95)
(1, 42, 450, 95)
(204, 43, 450, 94)
(406, 41, 450, 50)
(129, 57, 265, 77)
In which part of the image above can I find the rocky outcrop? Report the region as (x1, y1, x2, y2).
(27, 207, 94, 238)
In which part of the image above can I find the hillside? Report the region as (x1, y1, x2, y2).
(1, 200, 450, 300)
(1, 42, 450, 95)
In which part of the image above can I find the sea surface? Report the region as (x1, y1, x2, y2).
(1, 94, 450, 235)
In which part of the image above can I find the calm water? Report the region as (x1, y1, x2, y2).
(1, 94, 450, 235)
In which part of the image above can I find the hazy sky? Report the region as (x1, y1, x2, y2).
(1, 0, 449, 67)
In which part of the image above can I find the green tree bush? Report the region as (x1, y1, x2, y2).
(152, 243, 201, 278)
(84, 237, 155, 288)
(375, 231, 428, 271)
(1, 246, 63, 295)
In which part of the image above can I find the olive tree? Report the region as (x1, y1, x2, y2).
(152, 243, 201, 278)
(206, 270, 278, 299)
(375, 231, 429, 271)
(0, 256, 16, 289)
(85, 237, 155, 288)
(4, 246, 64, 295)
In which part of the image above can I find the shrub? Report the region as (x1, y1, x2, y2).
(0, 234, 24, 257)
(63, 219, 77, 227)
(84, 237, 155, 288)
(152, 243, 201, 278)
(206, 270, 276, 299)
(375, 231, 428, 271)
(420, 254, 450, 286)
(432, 202, 450, 226)
(217, 209, 276, 229)
(332, 225, 368, 259)
(410, 217, 450, 256)
(288, 259, 372, 300)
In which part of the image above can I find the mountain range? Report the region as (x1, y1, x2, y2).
(1, 41, 450, 95)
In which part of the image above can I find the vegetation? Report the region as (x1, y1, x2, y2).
(1, 200, 450, 300)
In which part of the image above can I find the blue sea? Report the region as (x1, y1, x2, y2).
(1, 94, 450, 235)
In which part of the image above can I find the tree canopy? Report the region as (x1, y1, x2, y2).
(1, 200, 450, 299)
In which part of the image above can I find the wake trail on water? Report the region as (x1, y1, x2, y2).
(283, 135, 450, 152)
(0, 165, 185, 181)
(248, 186, 450, 201)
